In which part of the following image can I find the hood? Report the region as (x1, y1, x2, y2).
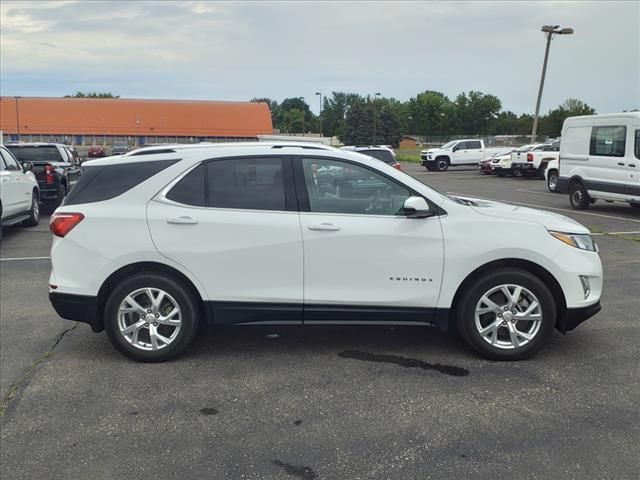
(451, 195, 590, 233)
(421, 147, 448, 154)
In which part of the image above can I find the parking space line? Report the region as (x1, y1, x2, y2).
(591, 231, 640, 236)
(447, 192, 640, 224)
(0, 256, 51, 262)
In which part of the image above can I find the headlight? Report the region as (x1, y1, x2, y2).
(549, 231, 598, 252)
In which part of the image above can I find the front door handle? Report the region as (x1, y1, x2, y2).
(308, 223, 340, 231)
(166, 216, 198, 225)
(617, 162, 625, 166)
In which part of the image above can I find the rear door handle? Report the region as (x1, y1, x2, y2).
(629, 164, 636, 168)
(166, 216, 198, 225)
(308, 223, 340, 231)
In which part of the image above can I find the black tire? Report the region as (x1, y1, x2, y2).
(22, 191, 40, 227)
(546, 170, 559, 192)
(456, 268, 556, 361)
(104, 273, 200, 362)
(569, 181, 590, 210)
(436, 157, 450, 172)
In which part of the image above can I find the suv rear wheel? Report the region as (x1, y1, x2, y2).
(104, 273, 199, 362)
(546, 170, 559, 192)
(569, 181, 590, 210)
(456, 268, 556, 360)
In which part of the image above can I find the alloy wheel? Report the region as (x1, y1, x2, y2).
(117, 287, 182, 351)
(474, 284, 542, 350)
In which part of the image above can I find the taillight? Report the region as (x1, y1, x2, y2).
(50, 212, 84, 237)
(45, 165, 55, 184)
(527, 153, 533, 162)
(392, 162, 402, 170)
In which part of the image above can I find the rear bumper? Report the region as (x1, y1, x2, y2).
(49, 291, 102, 332)
(38, 186, 60, 201)
(557, 301, 601, 333)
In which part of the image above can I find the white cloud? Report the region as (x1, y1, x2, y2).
(1, 0, 638, 113)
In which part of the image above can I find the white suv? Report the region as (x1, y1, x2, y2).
(49, 142, 603, 362)
(1, 145, 40, 239)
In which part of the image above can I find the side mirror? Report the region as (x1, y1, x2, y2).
(452, 145, 460, 152)
(22, 161, 33, 172)
(403, 196, 433, 218)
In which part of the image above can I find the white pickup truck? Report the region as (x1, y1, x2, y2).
(510, 141, 560, 178)
(420, 139, 504, 172)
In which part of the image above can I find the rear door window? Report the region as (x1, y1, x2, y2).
(360, 150, 395, 164)
(207, 157, 286, 211)
(590, 126, 626, 157)
(468, 141, 482, 149)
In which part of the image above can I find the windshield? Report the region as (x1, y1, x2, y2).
(6, 145, 64, 163)
(440, 141, 457, 149)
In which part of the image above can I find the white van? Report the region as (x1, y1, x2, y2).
(557, 113, 640, 210)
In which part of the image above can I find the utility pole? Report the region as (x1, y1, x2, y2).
(298, 97, 305, 136)
(315, 92, 322, 136)
(531, 25, 574, 143)
(372, 92, 381, 145)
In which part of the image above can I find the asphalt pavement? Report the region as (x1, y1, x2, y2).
(1, 165, 639, 480)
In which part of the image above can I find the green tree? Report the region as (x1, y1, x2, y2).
(321, 92, 363, 140)
(453, 91, 502, 135)
(277, 98, 316, 133)
(538, 98, 596, 137)
(282, 108, 305, 133)
(343, 99, 374, 145)
(64, 92, 119, 98)
(407, 91, 453, 136)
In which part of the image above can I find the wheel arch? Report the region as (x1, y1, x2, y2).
(95, 261, 209, 333)
(449, 258, 567, 330)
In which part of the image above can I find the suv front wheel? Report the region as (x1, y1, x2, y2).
(104, 273, 199, 362)
(456, 268, 556, 360)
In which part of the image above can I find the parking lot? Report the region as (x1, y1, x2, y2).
(1, 165, 639, 480)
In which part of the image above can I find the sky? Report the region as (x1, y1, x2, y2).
(1, 0, 638, 115)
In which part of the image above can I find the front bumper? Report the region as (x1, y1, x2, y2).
(557, 301, 601, 333)
(49, 291, 102, 332)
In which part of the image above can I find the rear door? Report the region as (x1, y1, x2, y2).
(147, 155, 304, 325)
(629, 129, 640, 200)
(465, 140, 484, 162)
(295, 156, 444, 324)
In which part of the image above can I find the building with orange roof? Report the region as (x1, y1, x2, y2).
(0, 97, 273, 146)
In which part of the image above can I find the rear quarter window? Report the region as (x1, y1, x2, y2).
(64, 159, 178, 205)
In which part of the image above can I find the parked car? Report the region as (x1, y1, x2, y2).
(111, 141, 130, 156)
(5, 143, 82, 209)
(340, 145, 401, 170)
(545, 159, 559, 192)
(556, 112, 640, 209)
(0, 145, 40, 239)
(49, 142, 602, 363)
(88, 145, 106, 158)
(511, 141, 560, 178)
(420, 139, 505, 172)
(479, 149, 514, 175)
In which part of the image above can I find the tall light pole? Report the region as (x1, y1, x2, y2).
(315, 92, 322, 136)
(531, 24, 574, 143)
(372, 92, 381, 145)
(298, 96, 305, 136)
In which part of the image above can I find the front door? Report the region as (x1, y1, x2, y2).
(147, 156, 304, 325)
(296, 156, 444, 324)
